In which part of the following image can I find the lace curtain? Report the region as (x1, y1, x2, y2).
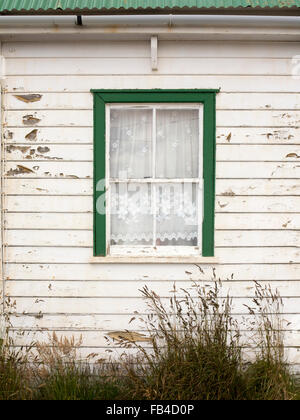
(110, 108, 200, 246)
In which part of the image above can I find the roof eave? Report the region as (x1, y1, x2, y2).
(1, 6, 300, 16)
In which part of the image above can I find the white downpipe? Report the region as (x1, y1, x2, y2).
(0, 15, 299, 28)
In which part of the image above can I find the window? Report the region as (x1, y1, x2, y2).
(92, 90, 218, 261)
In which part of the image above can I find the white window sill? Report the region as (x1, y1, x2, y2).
(89, 256, 219, 264)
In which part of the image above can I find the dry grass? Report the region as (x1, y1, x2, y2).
(119, 280, 244, 400)
(242, 282, 296, 400)
(0, 279, 299, 400)
(0, 296, 33, 399)
(115, 279, 298, 400)
(0, 339, 33, 400)
(31, 333, 126, 400)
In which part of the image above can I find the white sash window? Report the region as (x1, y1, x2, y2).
(106, 104, 204, 257)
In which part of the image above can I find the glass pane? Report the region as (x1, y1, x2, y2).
(156, 109, 199, 178)
(110, 182, 153, 245)
(110, 109, 152, 179)
(155, 183, 198, 246)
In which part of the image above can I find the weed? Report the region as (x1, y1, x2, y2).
(32, 332, 125, 400)
(0, 278, 299, 400)
(117, 279, 297, 400)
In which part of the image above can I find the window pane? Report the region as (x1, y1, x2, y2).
(110, 182, 153, 245)
(110, 109, 152, 179)
(155, 183, 198, 246)
(156, 109, 199, 178)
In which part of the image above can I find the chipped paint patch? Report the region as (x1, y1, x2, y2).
(25, 129, 38, 141)
(221, 189, 235, 196)
(107, 331, 151, 343)
(4, 130, 13, 139)
(14, 94, 42, 103)
(286, 153, 300, 158)
(6, 165, 35, 176)
(282, 220, 291, 228)
(218, 201, 229, 208)
(37, 146, 50, 154)
(7, 145, 62, 161)
(6, 145, 31, 154)
(23, 115, 41, 126)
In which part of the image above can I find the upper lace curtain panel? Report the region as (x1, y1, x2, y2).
(109, 107, 201, 247)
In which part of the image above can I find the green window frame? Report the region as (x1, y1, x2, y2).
(91, 89, 218, 258)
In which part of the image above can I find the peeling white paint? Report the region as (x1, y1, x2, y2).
(1, 38, 300, 369)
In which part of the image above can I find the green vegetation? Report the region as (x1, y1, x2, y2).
(0, 280, 299, 400)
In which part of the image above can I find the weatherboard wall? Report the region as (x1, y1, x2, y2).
(1, 39, 300, 368)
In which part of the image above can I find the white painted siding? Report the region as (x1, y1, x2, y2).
(2, 40, 300, 369)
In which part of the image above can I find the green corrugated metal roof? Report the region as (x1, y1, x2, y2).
(0, 0, 300, 14)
